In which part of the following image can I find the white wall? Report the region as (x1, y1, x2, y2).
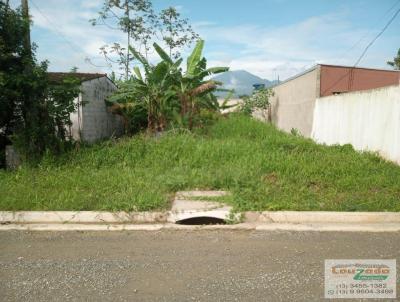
(69, 77, 125, 143)
(312, 85, 400, 164)
(80, 77, 125, 143)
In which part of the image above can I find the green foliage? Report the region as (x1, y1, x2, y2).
(107, 40, 228, 133)
(109, 44, 180, 132)
(91, 0, 155, 80)
(10, 65, 81, 163)
(186, 39, 204, 76)
(0, 1, 29, 151)
(0, 2, 80, 164)
(1, 115, 400, 212)
(176, 40, 228, 129)
(290, 128, 301, 137)
(387, 48, 400, 70)
(91, 1, 199, 79)
(159, 6, 199, 59)
(240, 88, 274, 115)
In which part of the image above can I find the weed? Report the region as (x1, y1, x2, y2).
(1, 114, 399, 212)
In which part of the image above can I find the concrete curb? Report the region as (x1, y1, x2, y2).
(1, 223, 400, 232)
(0, 211, 167, 224)
(244, 211, 400, 224)
(1, 211, 400, 224)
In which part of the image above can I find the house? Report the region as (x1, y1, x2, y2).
(3, 72, 124, 169)
(49, 72, 125, 143)
(263, 64, 400, 137)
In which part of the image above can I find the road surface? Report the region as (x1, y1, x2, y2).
(1, 230, 399, 301)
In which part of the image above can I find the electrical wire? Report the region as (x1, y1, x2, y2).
(353, 7, 400, 67)
(337, 0, 400, 59)
(321, 6, 400, 95)
(28, 0, 107, 70)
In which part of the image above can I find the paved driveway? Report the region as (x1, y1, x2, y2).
(1, 230, 399, 301)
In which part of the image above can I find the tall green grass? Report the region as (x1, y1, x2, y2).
(1, 114, 399, 211)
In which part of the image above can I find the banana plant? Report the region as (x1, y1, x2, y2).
(108, 45, 179, 133)
(107, 40, 229, 133)
(177, 40, 229, 129)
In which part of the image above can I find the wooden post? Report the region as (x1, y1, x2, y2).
(21, 0, 31, 56)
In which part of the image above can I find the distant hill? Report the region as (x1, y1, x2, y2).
(212, 70, 278, 98)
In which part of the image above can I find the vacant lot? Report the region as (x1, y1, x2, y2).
(1, 114, 399, 211)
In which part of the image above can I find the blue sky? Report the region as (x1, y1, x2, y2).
(9, 0, 400, 80)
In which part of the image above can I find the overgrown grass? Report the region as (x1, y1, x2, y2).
(1, 114, 400, 212)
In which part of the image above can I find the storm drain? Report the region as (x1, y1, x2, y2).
(169, 191, 232, 225)
(176, 217, 226, 225)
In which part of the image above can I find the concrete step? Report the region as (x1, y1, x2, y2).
(169, 191, 233, 223)
(175, 190, 230, 199)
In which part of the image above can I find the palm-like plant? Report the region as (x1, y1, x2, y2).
(177, 40, 228, 128)
(108, 45, 179, 133)
(129, 47, 178, 131)
(153, 40, 229, 128)
(107, 40, 229, 133)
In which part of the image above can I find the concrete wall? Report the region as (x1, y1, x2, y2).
(71, 77, 124, 143)
(312, 85, 400, 164)
(267, 66, 320, 137)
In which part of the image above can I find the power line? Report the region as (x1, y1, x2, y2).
(354, 6, 400, 67)
(321, 6, 400, 95)
(337, 0, 400, 59)
(349, 6, 400, 89)
(29, 0, 84, 55)
(28, 0, 107, 70)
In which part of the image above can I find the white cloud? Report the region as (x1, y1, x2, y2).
(197, 12, 397, 80)
(9, 0, 398, 79)
(80, 0, 101, 9)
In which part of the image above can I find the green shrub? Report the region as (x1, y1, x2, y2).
(240, 88, 274, 115)
(0, 2, 80, 163)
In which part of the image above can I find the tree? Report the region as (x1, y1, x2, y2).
(387, 48, 400, 70)
(91, 2, 200, 78)
(240, 88, 274, 118)
(106, 40, 228, 133)
(0, 1, 28, 141)
(0, 0, 29, 166)
(108, 43, 180, 132)
(0, 1, 80, 163)
(158, 7, 199, 59)
(90, 0, 156, 80)
(173, 40, 228, 129)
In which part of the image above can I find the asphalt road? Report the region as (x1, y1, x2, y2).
(1, 230, 399, 302)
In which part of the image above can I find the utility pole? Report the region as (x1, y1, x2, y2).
(21, 0, 34, 150)
(125, 0, 130, 81)
(21, 0, 32, 56)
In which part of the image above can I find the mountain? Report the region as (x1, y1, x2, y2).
(212, 70, 278, 98)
